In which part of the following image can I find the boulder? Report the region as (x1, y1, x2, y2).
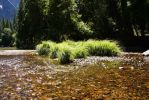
(143, 50, 149, 56)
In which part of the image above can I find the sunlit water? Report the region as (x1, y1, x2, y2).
(0, 53, 148, 99)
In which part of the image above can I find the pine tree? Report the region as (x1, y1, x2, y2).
(16, 0, 26, 49)
(16, 0, 48, 49)
(48, 0, 92, 41)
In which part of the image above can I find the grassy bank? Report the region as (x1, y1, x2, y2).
(36, 40, 122, 64)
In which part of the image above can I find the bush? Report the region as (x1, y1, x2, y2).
(73, 47, 88, 58)
(85, 40, 121, 56)
(59, 41, 88, 59)
(36, 41, 55, 56)
(36, 40, 122, 64)
(58, 46, 74, 64)
(49, 45, 59, 59)
(62, 40, 76, 46)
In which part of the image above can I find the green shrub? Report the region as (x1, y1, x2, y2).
(58, 46, 74, 64)
(36, 40, 122, 64)
(49, 45, 59, 59)
(59, 41, 88, 59)
(36, 41, 55, 56)
(73, 47, 88, 58)
(63, 40, 76, 46)
(71, 15, 93, 35)
(85, 40, 121, 56)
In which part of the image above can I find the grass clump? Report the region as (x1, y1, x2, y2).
(85, 40, 121, 56)
(36, 41, 51, 56)
(58, 46, 74, 64)
(36, 40, 122, 64)
(73, 47, 88, 59)
(36, 41, 56, 56)
(49, 45, 58, 59)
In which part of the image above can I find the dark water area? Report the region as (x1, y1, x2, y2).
(0, 54, 148, 99)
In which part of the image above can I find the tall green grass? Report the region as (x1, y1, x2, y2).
(73, 46, 88, 58)
(36, 40, 122, 64)
(57, 46, 74, 64)
(36, 41, 56, 56)
(85, 40, 121, 56)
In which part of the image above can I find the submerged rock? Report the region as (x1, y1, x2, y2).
(143, 50, 149, 56)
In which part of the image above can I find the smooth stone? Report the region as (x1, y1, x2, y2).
(143, 50, 149, 56)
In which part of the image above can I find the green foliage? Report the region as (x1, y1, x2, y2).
(77, 0, 111, 38)
(0, 19, 15, 47)
(36, 41, 51, 56)
(16, 0, 49, 49)
(0, 33, 13, 47)
(36, 40, 122, 64)
(71, 14, 93, 35)
(36, 41, 55, 56)
(16, 0, 27, 49)
(73, 47, 88, 59)
(85, 40, 121, 56)
(16, 0, 149, 49)
(58, 46, 73, 64)
(47, 0, 93, 41)
(58, 41, 88, 59)
(49, 45, 58, 59)
(60, 40, 76, 47)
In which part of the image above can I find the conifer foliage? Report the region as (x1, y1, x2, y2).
(16, 0, 149, 49)
(16, 0, 92, 49)
(0, 18, 16, 47)
(16, 0, 48, 49)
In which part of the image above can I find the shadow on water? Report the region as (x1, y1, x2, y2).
(0, 53, 148, 99)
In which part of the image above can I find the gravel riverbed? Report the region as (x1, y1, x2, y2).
(0, 51, 148, 99)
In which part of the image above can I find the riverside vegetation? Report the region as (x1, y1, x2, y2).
(36, 40, 122, 64)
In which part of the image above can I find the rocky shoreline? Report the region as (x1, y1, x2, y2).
(73, 56, 123, 66)
(0, 50, 148, 67)
(71, 53, 149, 67)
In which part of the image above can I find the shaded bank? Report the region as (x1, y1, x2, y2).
(118, 36, 149, 52)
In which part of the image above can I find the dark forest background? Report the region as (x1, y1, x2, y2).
(0, 0, 149, 51)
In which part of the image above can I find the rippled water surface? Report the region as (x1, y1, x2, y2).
(0, 53, 149, 99)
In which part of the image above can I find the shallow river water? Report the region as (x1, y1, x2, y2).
(0, 53, 149, 99)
